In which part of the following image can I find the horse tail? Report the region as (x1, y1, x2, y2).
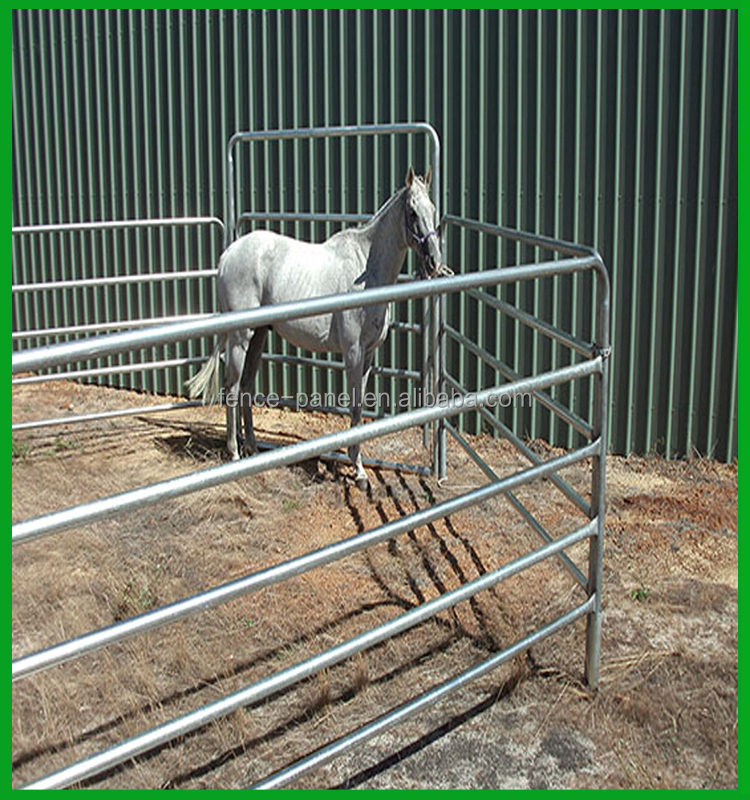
(186, 338, 224, 405)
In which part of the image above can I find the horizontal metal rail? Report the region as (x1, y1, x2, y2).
(12, 356, 208, 387)
(12, 360, 602, 545)
(9, 400, 382, 435)
(262, 399, 383, 421)
(227, 123, 441, 246)
(13, 316, 417, 343)
(12, 256, 599, 375)
(11, 314, 212, 341)
(10, 396, 381, 434)
(444, 420, 588, 588)
(504, 494, 588, 588)
(12, 269, 217, 294)
(238, 211, 371, 232)
(12, 442, 594, 682)
(18, 266, 411, 298)
(11, 401, 204, 432)
(11, 215, 226, 237)
(293, 449, 431, 477)
(465, 287, 595, 359)
(444, 373, 590, 515)
(388, 320, 422, 333)
(251, 596, 595, 790)
(11, 372, 419, 434)
(228, 124, 440, 148)
(445, 324, 593, 439)
(12, 350, 417, 392)
(20, 519, 596, 790)
(260, 353, 420, 382)
(442, 214, 598, 260)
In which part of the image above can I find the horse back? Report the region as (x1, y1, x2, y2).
(218, 230, 363, 310)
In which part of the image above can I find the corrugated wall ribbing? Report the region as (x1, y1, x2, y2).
(12, 9, 738, 461)
(11, 10, 224, 395)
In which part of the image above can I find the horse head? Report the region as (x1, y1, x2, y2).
(403, 166, 453, 279)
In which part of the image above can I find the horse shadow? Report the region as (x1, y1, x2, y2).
(143, 416, 322, 479)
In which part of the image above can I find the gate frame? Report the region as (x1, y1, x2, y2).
(226, 123, 445, 478)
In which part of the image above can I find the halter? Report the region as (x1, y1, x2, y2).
(404, 195, 440, 260)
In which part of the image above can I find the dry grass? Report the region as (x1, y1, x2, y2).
(11, 380, 737, 789)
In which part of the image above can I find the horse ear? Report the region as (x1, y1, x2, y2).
(424, 167, 432, 189)
(405, 166, 415, 188)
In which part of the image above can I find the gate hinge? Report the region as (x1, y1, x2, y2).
(593, 344, 612, 360)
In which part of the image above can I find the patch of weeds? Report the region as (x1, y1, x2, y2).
(53, 437, 80, 453)
(12, 438, 29, 461)
(282, 498, 298, 512)
(119, 580, 158, 617)
(631, 584, 651, 603)
(116, 571, 161, 620)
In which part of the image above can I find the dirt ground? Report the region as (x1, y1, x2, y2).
(11, 380, 738, 789)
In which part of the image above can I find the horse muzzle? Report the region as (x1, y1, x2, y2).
(418, 254, 454, 279)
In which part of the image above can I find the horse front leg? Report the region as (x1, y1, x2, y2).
(346, 350, 374, 491)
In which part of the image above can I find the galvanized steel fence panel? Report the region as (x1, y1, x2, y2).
(12, 251, 610, 788)
(12, 9, 738, 460)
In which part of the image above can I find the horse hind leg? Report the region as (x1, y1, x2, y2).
(225, 338, 248, 461)
(239, 326, 270, 456)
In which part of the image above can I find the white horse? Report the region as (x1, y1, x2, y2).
(187, 167, 446, 489)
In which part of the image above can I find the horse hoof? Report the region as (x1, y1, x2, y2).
(355, 476, 369, 492)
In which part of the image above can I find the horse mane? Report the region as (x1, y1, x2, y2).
(329, 178, 425, 246)
(366, 174, 430, 224)
(357, 185, 406, 232)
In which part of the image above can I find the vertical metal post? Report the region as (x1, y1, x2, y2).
(431, 143, 445, 479)
(226, 143, 235, 249)
(584, 257, 610, 690)
(431, 291, 447, 480)
(438, 291, 447, 480)
(430, 293, 440, 477)
(422, 295, 431, 449)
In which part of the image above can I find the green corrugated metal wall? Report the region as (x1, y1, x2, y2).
(12, 9, 738, 461)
